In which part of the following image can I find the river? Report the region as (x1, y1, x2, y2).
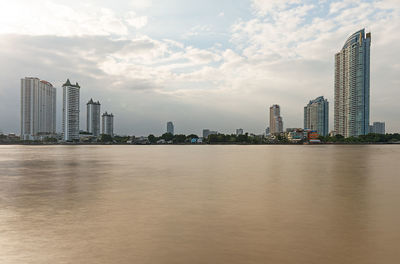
(0, 145, 399, 263)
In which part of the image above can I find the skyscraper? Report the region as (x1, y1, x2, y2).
(167, 121, 174, 135)
(87, 99, 101, 137)
(269, 105, 283, 134)
(102, 112, 114, 136)
(370, 122, 385, 134)
(62, 79, 80, 141)
(334, 29, 371, 137)
(304, 96, 329, 136)
(20, 77, 56, 140)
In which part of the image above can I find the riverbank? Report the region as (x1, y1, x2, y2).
(1, 142, 400, 146)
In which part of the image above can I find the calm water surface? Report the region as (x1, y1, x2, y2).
(0, 145, 399, 263)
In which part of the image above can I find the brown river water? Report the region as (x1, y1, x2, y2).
(0, 145, 399, 263)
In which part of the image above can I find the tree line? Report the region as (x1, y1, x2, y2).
(2, 132, 400, 144)
(319, 133, 400, 143)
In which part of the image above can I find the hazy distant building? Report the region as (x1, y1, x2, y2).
(203, 129, 217, 138)
(236, 128, 244, 136)
(335, 29, 371, 137)
(62, 79, 80, 141)
(102, 112, 114, 136)
(265, 127, 270, 135)
(21, 77, 56, 140)
(370, 122, 385, 134)
(167, 121, 174, 135)
(304, 96, 329, 136)
(269, 105, 283, 134)
(87, 99, 101, 137)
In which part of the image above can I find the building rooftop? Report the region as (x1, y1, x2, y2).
(87, 98, 100, 105)
(341, 29, 371, 50)
(102, 112, 113, 117)
(62, 79, 81, 88)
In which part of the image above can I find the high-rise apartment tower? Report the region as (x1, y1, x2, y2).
(334, 29, 371, 137)
(87, 99, 101, 137)
(20, 77, 56, 140)
(269, 105, 283, 134)
(102, 112, 114, 136)
(304, 96, 329, 136)
(62, 79, 80, 141)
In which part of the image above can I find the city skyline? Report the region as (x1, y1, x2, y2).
(1, 0, 400, 135)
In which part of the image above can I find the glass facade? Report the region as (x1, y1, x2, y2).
(304, 96, 329, 136)
(334, 29, 371, 138)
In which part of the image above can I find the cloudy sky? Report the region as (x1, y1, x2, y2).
(0, 0, 399, 135)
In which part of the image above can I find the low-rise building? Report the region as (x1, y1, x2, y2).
(286, 129, 307, 142)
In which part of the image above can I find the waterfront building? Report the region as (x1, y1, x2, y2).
(269, 105, 283, 134)
(304, 96, 329, 136)
(102, 112, 114, 136)
(62, 79, 80, 141)
(167, 121, 174, 135)
(370, 122, 385, 134)
(87, 99, 101, 137)
(334, 29, 371, 137)
(287, 129, 307, 142)
(20, 77, 56, 140)
(236, 128, 244, 136)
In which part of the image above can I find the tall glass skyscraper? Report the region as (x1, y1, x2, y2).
(304, 96, 329, 136)
(334, 29, 371, 138)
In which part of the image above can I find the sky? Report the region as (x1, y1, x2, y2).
(0, 0, 399, 136)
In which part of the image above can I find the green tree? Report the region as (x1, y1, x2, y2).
(148, 134, 157, 144)
(173, 134, 186, 143)
(186, 134, 199, 140)
(99, 134, 113, 142)
(161, 133, 174, 141)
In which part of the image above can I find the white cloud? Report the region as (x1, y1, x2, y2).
(0, 1, 150, 36)
(125, 12, 148, 29)
(1, 0, 400, 134)
(251, 0, 301, 16)
(130, 0, 153, 10)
